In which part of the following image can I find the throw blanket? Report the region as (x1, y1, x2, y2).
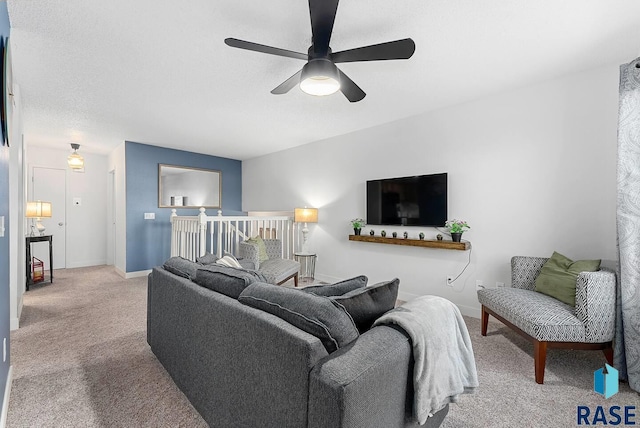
(373, 295, 478, 425)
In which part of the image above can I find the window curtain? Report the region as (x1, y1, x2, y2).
(615, 56, 640, 392)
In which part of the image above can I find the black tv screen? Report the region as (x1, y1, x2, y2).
(366, 173, 447, 227)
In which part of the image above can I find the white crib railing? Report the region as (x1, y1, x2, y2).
(170, 208, 297, 261)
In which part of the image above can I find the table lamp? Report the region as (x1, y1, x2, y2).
(294, 207, 318, 254)
(26, 200, 52, 236)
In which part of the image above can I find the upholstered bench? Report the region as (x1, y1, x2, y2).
(239, 238, 300, 286)
(477, 256, 616, 384)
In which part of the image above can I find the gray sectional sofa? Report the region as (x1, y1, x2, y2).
(147, 263, 449, 428)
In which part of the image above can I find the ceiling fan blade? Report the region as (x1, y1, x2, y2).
(308, 0, 339, 56)
(271, 70, 303, 94)
(332, 38, 416, 63)
(337, 68, 366, 102)
(224, 38, 307, 61)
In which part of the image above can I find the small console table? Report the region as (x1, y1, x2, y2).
(26, 234, 54, 291)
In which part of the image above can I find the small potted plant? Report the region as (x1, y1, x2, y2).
(381, 230, 386, 237)
(445, 219, 470, 242)
(351, 218, 365, 235)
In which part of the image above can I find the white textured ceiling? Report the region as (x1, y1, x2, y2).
(7, 0, 640, 160)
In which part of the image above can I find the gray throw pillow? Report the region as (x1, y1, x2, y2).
(238, 283, 359, 353)
(196, 252, 218, 265)
(332, 278, 400, 333)
(194, 264, 267, 299)
(302, 275, 368, 297)
(163, 256, 200, 280)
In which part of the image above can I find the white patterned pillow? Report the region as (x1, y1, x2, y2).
(216, 254, 242, 268)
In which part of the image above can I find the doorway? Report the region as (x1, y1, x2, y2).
(31, 167, 66, 270)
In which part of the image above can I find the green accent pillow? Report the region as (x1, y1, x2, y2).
(534, 251, 601, 306)
(246, 235, 268, 263)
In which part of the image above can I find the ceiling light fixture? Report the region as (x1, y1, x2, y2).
(299, 59, 340, 96)
(67, 143, 84, 170)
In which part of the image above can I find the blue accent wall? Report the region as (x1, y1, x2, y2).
(0, 0, 11, 408)
(125, 141, 243, 272)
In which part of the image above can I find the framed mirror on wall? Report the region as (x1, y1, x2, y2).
(158, 164, 222, 208)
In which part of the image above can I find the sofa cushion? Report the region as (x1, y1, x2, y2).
(302, 275, 368, 297)
(194, 264, 267, 299)
(478, 287, 585, 342)
(332, 278, 400, 333)
(534, 251, 601, 306)
(238, 282, 359, 353)
(163, 256, 199, 280)
(196, 252, 218, 265)
(246, 235, 269, 262)
(259, 258, 300, 284)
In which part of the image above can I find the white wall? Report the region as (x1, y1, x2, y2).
(108, 143, 126, 275)
(8, 82, 25, 330)
(27, 147, 108, 268)
(243, 64, 620, 317)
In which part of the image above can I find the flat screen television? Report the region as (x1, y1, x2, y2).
(366, 173, 447, 227)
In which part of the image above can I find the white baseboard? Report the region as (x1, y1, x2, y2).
(397, 291, 481, 319)
(66, 259, 107, 269)
(456, 304, 481, 319)
(314, 273, 342, 284)
(115, 266, 126, 279)
(1, 366, 13, 428)
(397, 290, 420, 302)
(11, 294, 24, 331)
(120, 269, 152, 279)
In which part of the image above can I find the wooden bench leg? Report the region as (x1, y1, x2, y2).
(294, 273, 299, 287)
(481, 306, 489, 336)
(603, 345, 614, 365)
(534, 340, 547, 384)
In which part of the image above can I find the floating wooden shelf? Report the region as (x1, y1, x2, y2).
(348, 234, 471, 251)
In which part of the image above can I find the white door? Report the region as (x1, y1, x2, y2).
(107, 169, 115, 265)
(32, 167, 66, 270)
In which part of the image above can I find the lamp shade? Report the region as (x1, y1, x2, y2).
(26, 201, 52, 218)
(294, 207, 318, 223)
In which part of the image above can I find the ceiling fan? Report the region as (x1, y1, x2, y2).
(224, 0, 415, 102)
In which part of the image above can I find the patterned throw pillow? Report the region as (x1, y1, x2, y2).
(332, 278, 400, 333)
(246, 235, 269, 263)
(216, 253, 243, 268)
(534, 251, 601, 306)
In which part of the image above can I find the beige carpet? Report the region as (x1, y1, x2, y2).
(8, 266, 639, 427)
(8, 266, 206, 427)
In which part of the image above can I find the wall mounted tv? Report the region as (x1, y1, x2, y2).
(366, 173, 447, 227)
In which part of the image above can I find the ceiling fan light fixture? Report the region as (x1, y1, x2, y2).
(68, 143, 84, 169)
(300, 59, 340, 96)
